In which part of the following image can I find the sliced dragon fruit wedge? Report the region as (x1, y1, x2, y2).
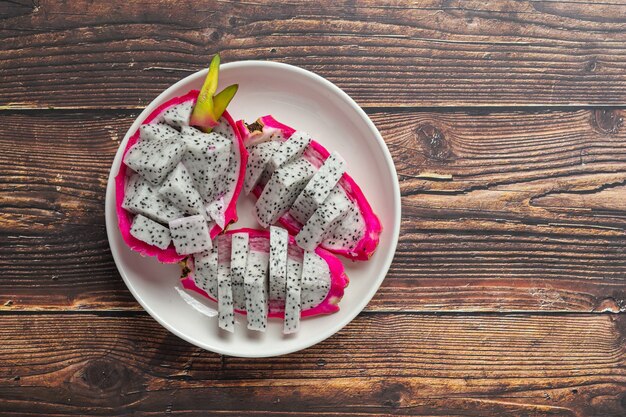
(229, 232, 248, 310)
(296, 186, 351, 251)
(244, 141, 280, 194)
(266, 131, 311, 175)
(115, 90, 246, 263)
(244, 245, 270, 331)
(181, 228, 349, 323)
(269, 226, 288, 302)
(283, 253, 303, 334)
(217, 250, 235, 332)
(193, 246, 218, 297)
(289, 151, 345, 225)
(254, 158, 316, 228)
(237, 116, 381, 260)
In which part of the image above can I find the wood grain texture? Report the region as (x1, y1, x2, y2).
(1, 109, 625, 312)
(0, 313, 624, 416)
(2, 0, 626, 109)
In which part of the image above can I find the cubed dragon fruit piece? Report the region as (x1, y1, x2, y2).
(130, 214, 171, 250)
(169, 215, 212, 255)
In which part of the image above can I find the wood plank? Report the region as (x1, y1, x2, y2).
(0, 313, 624, 416)
(2, 0, 626, 109)
(1, 109, 626, 312)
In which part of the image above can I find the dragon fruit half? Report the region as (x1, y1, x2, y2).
(236, 116, 382, 260)
(181, 228, 348, 327)
(115, 89, 246, 263)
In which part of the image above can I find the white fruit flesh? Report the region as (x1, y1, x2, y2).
(139, 123, 181, 142)
(244, 250, 269, 331)
(123, 174, 184, 224)
(217, 263, 235, 332)
(269, 226, 289, 302)
(169, 214, 212, 255)
(181, 130, 231, 203)
(255, 158, 316, 227)
(296, 186, 351, 251)
(289, 151, 346, 225)
(244, 141, 280, 194)
(300, 251, 331, 309)
(205, 197, 226, 229)
(158, 163, 205, 216)
(123, 137, 186, 185)
(266, 131, 311, 175)
(193, 246, 218, 298)
(230, 233, 249, 311)
(212, 117, 242, 217)
(321, 201, 365, 252)
(283, 256, 303, 334)
(160, 101, 193, 129)
(130, 214, 171, 250)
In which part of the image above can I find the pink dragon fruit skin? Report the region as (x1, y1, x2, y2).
(115, 90, 247, 263)
(236, 116, 382, 261)
(180, 228, 349, 318)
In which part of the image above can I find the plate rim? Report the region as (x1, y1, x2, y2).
(105, 60, 401, 357)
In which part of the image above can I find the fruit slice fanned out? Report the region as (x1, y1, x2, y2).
(269, 226, 288, 302)
(237, 116, 381, 260)
(244, 141, 280, 194)
(296, 186, 352, 251)
(289, 151, 346, 225)
(244, 245, 270, 331)
(181, 228, 348, 320)
(254, 158, 316, 228)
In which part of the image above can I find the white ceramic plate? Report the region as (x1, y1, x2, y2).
(105, 61, 401, 357)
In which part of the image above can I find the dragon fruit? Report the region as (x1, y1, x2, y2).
(193, 246, 218, 297)
(139, 123, 180, 142)
(244, 245, 270, 331)
(115, 88, 246, 263)
(266, 131, 311, 175)
(300, 250, 332, 309)
(237, 116, 381, 260)
(269, 226, 288, 302)
(296, 186, 351, 251)
(180, 127, 231, 203)
(283, 253, 303, 334)
(205, 197, 226, 229)
(228, 232, 248, 310)
(289, 151, 345, 225)
(244, 141, 280, 194)
(169, 215, 213, 255)
(181, 228, 349, 324)
(122, 174, 184, 224)
(255, 158, 316, 228)
(158, 162, 205, 217)
(123, 136, 186, 186)
(130, 215, 171, 250)
(217, 254, 235, 332)
(190, 55, 238, 131)
(161, 101, 194, 129)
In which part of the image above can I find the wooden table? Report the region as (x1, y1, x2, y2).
(2, 1, 626, 415)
